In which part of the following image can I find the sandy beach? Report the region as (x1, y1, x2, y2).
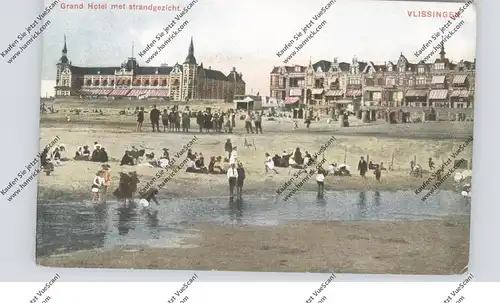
(37, 122, 472, 201)
(38, 216, 470, 274)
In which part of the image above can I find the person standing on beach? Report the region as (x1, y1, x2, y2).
(224, 139, 232, 162)
(316, 167, 325, 198)
(254, 112, 263, 134)
(374, 163, 382, 182)
(101, 164, 111, 201)
(161, 109, 169, 132)
(227, 162, 238, 198)
(150, 105, 161, 132)
(236, 162, 245, 199)
(136, 107, 144, 132)
(245, 111, 254, 134)
(358, 156, 368, 178)
(91, 170, 105, 202)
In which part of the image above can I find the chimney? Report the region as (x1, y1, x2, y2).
(209, 66, 211, 70)
(232, 67, 236, 72)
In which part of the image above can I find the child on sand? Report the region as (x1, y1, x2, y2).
(91, 170, 105, 202)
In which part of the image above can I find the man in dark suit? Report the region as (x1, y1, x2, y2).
(150, 105, 161, 132)
(358, 156, 368, 178)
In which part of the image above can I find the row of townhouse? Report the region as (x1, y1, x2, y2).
(269, 44, 475, 110)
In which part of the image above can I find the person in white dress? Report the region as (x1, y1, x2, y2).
(229, 147, 238, 164)
(264, 152, 279, 174)
(91, 170, 105, 202)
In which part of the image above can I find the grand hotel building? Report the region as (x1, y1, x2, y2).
(54, 36, 246, 101)
(269, 44, 475, 109)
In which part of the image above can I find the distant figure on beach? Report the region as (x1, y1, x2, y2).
(230, 147, 238, 164)
(236, 162, 245, 198)
(428, 157, 435, 170)
(91, 170, 105, 202)
(374, 163, 382, 182)
(82, 145, 91, 158)
(101, 164, 111, 201)
(358, 156, 368, 178)
(316, 167, 325, 198)
(161, 109, 169, 132)
(136, 107, 144, 132)
(265, 152, 279, 174)
(254, 112, 263, 134)
(120, 151, 135, 166)
(227, 162, 238, 198)
(245, 111, 254, 134)
(150, 105, 161, 132)
(224, 139, 232, 162)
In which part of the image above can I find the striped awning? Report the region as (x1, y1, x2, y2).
(289, 88, 302, 96)
(429, 89, 448, 99)
(345, 90, 362, 97)
(284, 97, 299, 104)
(450, 90, 470, 98)
(431, 75, 446, 84)
(148, 90, 169, 97)
(452, 75, 467, 84)
(325, 90, 343, 97)
(127, 89, 149, 97)
(312, 88, 324, 95)
(405, 90, 428, 97)
(95, 89, 112, 96)
(110, 89, 131, 96)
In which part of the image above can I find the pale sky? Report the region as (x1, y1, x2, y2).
(41, 0, 476, 96)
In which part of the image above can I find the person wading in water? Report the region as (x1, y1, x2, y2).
(236, 162, 246, 199)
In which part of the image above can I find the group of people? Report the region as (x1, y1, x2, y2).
(133, 104, 269, 134)
(91, 164, 111, 202)
(75, 142, 109, 162)
(266, 148, 318, 170)
(357, 156, 386, 182)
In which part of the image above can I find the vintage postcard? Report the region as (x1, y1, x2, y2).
(36, 0, 475, 274)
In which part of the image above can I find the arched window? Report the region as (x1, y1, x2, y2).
(161, 80, 167, 86)
(145, 80, 150, 86)
(173, 79, 179, 86)
(153, 80, 158, 86)
(103, 80, 108, 86)
(110, 80, 115, 86)
(94, 80, 100, 86)
(126, 79, 131, 85)
(86, 79, 92, 86)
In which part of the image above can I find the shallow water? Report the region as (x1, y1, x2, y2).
(36, 190, 470, 257)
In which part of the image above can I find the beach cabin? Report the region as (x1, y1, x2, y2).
(233, 94, 262, 110)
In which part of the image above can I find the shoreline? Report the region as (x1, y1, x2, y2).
(37, 173, 459, 202)
(37, 217, 470, 274)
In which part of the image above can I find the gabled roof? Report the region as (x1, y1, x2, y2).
(227, 71, 245, 83)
